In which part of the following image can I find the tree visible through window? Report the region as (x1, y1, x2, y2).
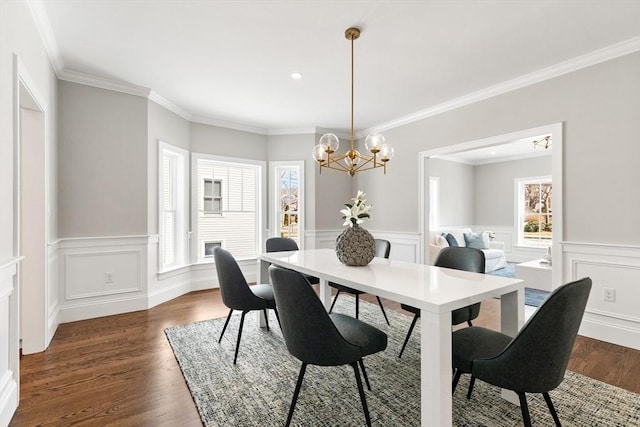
(518, 177, 552, 245)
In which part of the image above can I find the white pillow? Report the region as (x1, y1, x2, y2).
(435, 235, 449, 247)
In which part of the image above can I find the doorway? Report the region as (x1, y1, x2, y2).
(16, 60, 50, 354)
(419, 123, 563, 287)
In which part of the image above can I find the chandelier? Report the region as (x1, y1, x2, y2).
(533, 136, 552, 149)
(312, 27, 394, 177)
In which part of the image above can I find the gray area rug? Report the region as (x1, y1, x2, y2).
(165, 297, 640, 426)
(487, 263, 550, 307)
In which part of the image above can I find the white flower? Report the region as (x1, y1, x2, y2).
(341, 191, 372, 227)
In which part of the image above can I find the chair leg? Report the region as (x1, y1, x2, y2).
(355, 294, 360, 319)
(398, 314, 419, 358)
(328, 290, 341, 314)
(467, 376, 476, 399)
(233, 311, 247, 364)
(273, 308, 282, 329)
(452, 369, 462, 394)
(517, 392, 533, 427)
(352, 362, 372, 427)
(285, 363, 307, 427)
(358, 359, 371, 391)
(263, 309, 270, 331)
(376, 296, 390, 325)
(218, 309, 233, 343)
(542, 392, 562, 426)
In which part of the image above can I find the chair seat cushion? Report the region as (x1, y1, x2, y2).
(249, 283, 277, 309)
(329, 282, 365, 295)
(452, 326, 512, 373)
(330, 313, 387, 357)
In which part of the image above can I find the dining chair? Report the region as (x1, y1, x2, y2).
(451, 277, 592, 427)
(269, 264, 388, 427)
(265, 237, 320, 285)
(328, 239, 391, 325)
(213, 247, 280, 364)
(398, 246, 485, 357)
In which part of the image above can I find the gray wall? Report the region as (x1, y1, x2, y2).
(190, 122, 267, 160)
(356, 52, 640, 246)
(474, 156, 552, 226)
(57, 81, 148, 237)
(147, 100, 190, 234)
(429, 158, 475, 227)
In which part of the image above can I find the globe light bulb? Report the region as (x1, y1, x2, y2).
(318, 133, 339, 153)
(365, 133, 385, 153)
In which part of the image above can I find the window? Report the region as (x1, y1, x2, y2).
(516, 176, 552, 246)
(159, 142, 189, 271)
(203, 240, 223, 258)
(270, 161, 304, 248)
(193, 155, 263, 262)
(203, 178, 223, 214)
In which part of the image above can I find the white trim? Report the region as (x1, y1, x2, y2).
(359, 37, 640, 137)
(26, 0, 65, 76)
(190, 114, 268, 135)
(418, 123, 563, 287)
(59, 69, 151, 98)
(148, 91, 191, 121)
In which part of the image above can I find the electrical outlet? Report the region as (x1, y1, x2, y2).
(105, 272, 113, 283)
(603, 288, 615, 302)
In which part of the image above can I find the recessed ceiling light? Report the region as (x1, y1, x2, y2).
(291, 72, 303, 79)
(490, 151, 497, 155)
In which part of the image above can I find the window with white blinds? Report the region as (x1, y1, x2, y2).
(194, 155, 262, 262)
(159, 142, 188, 271)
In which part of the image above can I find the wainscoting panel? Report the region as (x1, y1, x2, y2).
(305, 229, 420, 264)
(0, 258, 20, 426)
(563, 242, 640, 350)
(47, 242, 59, 345)
(58, 236, 149, 323)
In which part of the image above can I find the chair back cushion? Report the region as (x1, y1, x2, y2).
(213, 247, 260, 310)
(434, 246, 485, 272)
(473, 277, 592, 393)
(374, 239, 391, 258)
(266, 237, 299, 252)
(269, 265, 360, 366)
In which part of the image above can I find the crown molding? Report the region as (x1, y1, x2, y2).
(27, 0, 64, 76)
(359, 36, 640, 137)
(190, 114, 269, 135)
(58, 69, 151, 98)
(148, 91, 192, 121)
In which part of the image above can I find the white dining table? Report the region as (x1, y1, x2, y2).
(259, 248, 524, 426)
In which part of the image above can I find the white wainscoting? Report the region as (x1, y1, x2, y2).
(47, 242, 59, 349)
(0, 258, 21, 427)
(58, 236, 150, 323)
(563, 242, 640, 350)
(305, 229, 421, 264)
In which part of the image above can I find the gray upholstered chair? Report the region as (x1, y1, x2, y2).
(269, 264, 387, 427)
(328, 239, 391, 325)
(398, 246, 485, 357)
(213, 247, 280, 364)
(265, 237, 320, 285)
(452, 277, 592, 427)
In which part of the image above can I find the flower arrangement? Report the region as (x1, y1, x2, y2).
(340, 190, 372, 227)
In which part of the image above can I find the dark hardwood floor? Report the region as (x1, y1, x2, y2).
(10, 289, 640, 426)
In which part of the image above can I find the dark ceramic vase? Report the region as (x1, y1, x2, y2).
(335, 224, 375, 266)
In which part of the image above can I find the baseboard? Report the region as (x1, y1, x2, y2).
(0, 371, 18, 427)
(58, 294, 148, 323)
(580, 316, 640, 350)
(147, 278, 192, 309)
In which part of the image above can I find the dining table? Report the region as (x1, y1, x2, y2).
(259, 248, 524, 426)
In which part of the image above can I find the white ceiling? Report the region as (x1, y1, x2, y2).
(37, 0, 640, 136)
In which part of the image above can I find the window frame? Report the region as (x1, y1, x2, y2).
(158, 141, 189, 272)
(191, 152, 265, 263)
(515, 175, 553, 247)
(270, 161, 305, 249)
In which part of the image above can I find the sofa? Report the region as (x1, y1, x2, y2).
(429, 228, 507, 273)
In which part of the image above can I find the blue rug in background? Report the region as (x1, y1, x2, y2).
(487, 262, 550, 307)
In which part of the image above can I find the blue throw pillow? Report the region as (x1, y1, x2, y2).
(443, 233, 459, 247)
(464, 232, 489, 249)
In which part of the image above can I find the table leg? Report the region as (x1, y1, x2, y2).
(500, 288, 525, 404)
(318, 278, 331, 310)
(258, 259, 271, 328)
(421, 309, 452, 426)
